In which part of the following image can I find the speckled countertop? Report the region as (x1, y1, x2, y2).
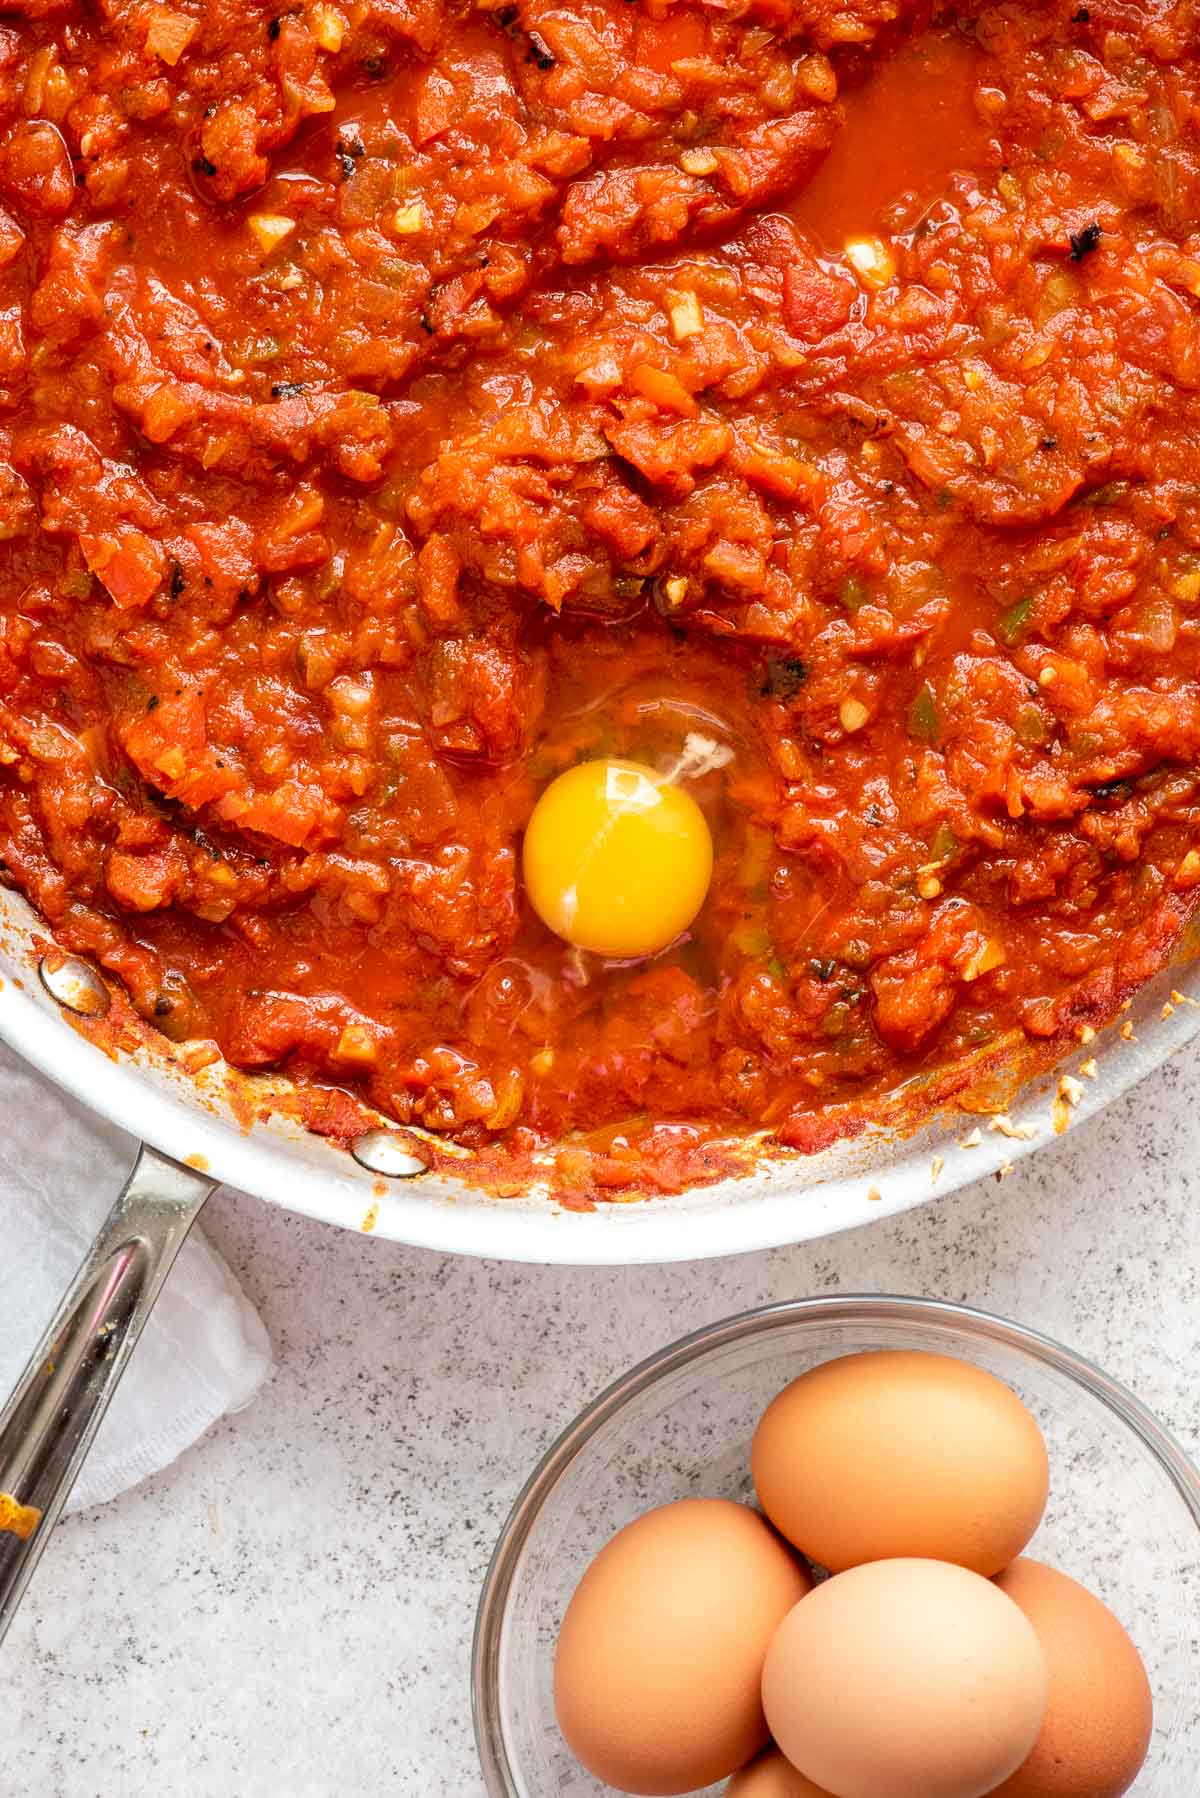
(5, 1050, 1199, 1798)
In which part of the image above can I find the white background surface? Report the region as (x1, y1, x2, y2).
(5, 1050, 1199, 1798)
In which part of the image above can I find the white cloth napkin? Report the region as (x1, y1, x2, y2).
(0, 1045, 271, 1512)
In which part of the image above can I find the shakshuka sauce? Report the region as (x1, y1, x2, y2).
(1, 0, 1198, 1199)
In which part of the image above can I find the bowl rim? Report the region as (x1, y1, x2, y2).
(471, 1292, 1200, 1796)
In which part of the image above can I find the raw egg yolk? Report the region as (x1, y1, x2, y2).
(523, 758, 714, 959)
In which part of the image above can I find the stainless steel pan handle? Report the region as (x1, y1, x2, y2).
(0, 1143, 214, 1642)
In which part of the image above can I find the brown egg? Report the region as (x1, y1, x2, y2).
(554, 1498, 811, 1795)
(752, 1350, 1049, 1575)
(991, 1559, 1153, 1797)
(726, 1746, 835, 1796)
(761, 1559, 1049, 1798)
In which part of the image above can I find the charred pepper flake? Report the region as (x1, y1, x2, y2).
(1069, 221, 1102, 261)
(168, 561, 185, 598)
(495, 10, 554, 65)
(192, 155, 217, 178)
(335, 137, 363, 181)
(1089, 779, 1134, 808)
(270, 381, 306, 398)
(267, 15, 281, 37)
(525, 31, 555, 68)
(761, 656, 808, 698)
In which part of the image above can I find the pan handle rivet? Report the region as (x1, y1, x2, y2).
(351, 1129, 429, 1179)
(38, 953, 111, 1020)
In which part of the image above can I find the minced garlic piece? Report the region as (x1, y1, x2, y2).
(839, 696, 870, 733)
(667, 289, 704, 341)
(1174, 848, 1200, 889)
(145, 8, 199, 66)
(1052, 1072, 1085, 1136)
(988, 1113, 1037, 1142)
(309, 1, 347, 51)
(247, 213, 296, 251)
(680, 146, 720, 176)
(844, 236, 894, 288)
(1021, 336, 1055, 372)
(962, 938, 1005, 982)
(334, 1023, 377, 1065)
(392, 202, 425, 235)
(795, 51, 837, 103)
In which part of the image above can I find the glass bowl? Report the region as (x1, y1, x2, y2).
(473, 1295, 1200, 1797)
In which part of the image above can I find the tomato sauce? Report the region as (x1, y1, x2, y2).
(1, 0, 1199, 1200)
(790, 26, 992, 247)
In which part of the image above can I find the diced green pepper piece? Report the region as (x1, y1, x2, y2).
(733, 920, 772, 957)
(998, 594, 1033, 645)
(930, 822, 958, 862)
(840, 576, 868, 611)
(908, 682, 939, 743)
(821, 1000, 851, 1036)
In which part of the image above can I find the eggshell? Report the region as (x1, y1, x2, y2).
(554, 1498, 811, 1795)
(991, 1559, 1153, 1797)
(752, 1350, 1048, 1575)
(726, 1746, 835, 1796)
(761, 1558, 1049, 1798)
